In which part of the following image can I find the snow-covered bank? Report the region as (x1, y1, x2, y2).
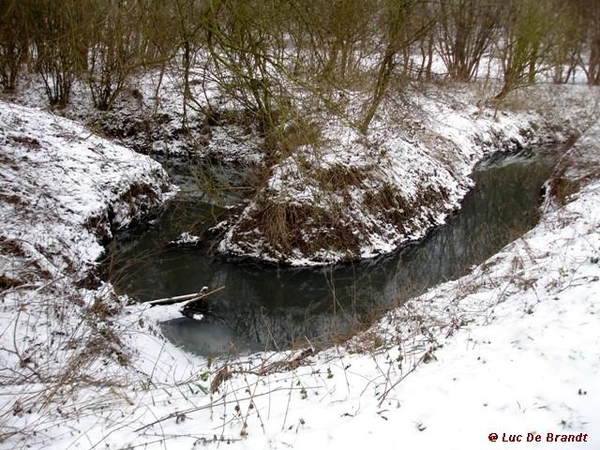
(216, 85, 596, 266)
(0, 102, 172, 281)
(0, 101, 173, 442)
(6, 74, 597, 267)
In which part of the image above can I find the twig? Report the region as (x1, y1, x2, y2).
(376, 351, 427, 408)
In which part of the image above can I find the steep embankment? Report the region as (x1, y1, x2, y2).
(0, 101, 172, 400)
(216, 86, 591, 266)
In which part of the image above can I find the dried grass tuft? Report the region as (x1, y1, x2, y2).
(234, 199, 362, 260)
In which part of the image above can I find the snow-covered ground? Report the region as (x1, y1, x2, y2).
(0, 102, 172, 278)
(1, 83, 599, 449)
(0, 100, 174, 445)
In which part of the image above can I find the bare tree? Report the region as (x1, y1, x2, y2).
(359, 0, 432, 134)
(0, 0, 28, 91)
(570, 0, 600, 85)
(30, 0, 91, 107)
(547, 0, 584, 84)
(87, 0, 145, 110)
(198, 0, 295, 159)
(494, 0, 555, 100)
(411, 1, 437, 80)
(435, 0, 503, 82)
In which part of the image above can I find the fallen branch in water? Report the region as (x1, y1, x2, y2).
(146, 286, 225, 307)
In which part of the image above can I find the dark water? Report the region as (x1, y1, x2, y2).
(110, 146, 560, 356)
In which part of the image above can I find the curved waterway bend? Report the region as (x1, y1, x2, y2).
(111, 147, 559, 356)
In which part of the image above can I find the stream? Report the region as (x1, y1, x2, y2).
(110, 146, 560, 357)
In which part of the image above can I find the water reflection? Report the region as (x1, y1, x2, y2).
(110, 147, 559, 356)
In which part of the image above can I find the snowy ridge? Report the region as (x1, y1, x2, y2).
(0, 101, 173, 279)
(216, 87, 581, 266)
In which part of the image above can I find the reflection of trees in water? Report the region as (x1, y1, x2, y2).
(223, 309, 353, 350)
(202, 266, 366, 348)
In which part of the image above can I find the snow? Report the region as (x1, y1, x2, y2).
(0, 101, 173, 276)
(168, 231, 202, 247)
(1, 86, 599, 449)
(0, 100, 175, 445)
